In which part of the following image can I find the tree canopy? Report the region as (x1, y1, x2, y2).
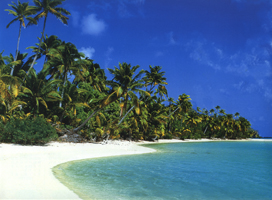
(0, 0, 260, 144)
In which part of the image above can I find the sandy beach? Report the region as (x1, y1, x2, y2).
(0, 141, 156, 199)
(0, 138, 262, 199)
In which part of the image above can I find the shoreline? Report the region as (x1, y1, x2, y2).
(0, 141, 156, 199)
(0, 138, 270, 199)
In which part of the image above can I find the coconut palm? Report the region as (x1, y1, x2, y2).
(27, 0, 70, 77)
(168, 94, 192, 117)
(27, 34, 62, 66)
(5, 1, 37, 76)
(59, 81, 90, 122)
(0, 65, 24, 123)
(144, 65, 168, 97)
(44, 41, 86, 107)
(74, 59, 107, 92)
(3, 52, 33, 79)
(107, 62, 148, 119)
(20, 69, 62, 115)
(73, 63, 148, 133)
(145, 96, 168, 139)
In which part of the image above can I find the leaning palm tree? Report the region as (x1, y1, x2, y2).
(74, 59, 107, 92)
(72, 63, 149, 133)
(5, 1, 37, 76)
(27, 0, 70, 77)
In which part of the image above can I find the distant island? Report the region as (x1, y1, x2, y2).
(0, 0, 260, 145)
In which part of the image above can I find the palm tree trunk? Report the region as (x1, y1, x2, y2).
(168, 106, 179, 117)
(23, 15, 47, 83)
(118, 105, 135, 125)
(203, 126, 208, 135)
(59, 72, 67, 107)
(121, 94, 129, 118)
(10, 21, 22, 77)
(73, 107, 103, 132)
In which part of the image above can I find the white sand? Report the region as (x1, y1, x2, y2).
(0, 141, 155, 199)
(0, 138, 255, 199)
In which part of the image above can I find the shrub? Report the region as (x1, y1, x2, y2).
(163, 134, 173, 139)
(0, 117, 58, 145)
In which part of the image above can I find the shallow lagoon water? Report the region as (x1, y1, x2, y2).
(53, 141, 272, 200)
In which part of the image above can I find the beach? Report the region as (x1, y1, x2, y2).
(0, 138, 264, 199)
(0, 141, 156, 199)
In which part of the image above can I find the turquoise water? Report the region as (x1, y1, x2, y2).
(54, 141, 272, 200)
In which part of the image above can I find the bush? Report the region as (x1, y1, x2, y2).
(0, 117, 58, 145)
(163, 134, 173, 139)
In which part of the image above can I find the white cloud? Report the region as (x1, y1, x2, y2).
(79, 47, 95, 59)
(82, 14, 106, 35)
(186, 34, 272, 104)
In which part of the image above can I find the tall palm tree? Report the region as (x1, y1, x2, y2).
(27, 34, 62, 66)
(27, 0, 70, 77)
(107, 63, 148, 119)
(5, 1, 37, 76)
(144, 65, 168, 96)
(44, 41, 86, 107)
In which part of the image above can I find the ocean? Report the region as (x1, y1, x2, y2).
(53, 141, 272, 200)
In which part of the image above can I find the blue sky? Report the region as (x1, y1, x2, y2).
(1, 0, 271, 137)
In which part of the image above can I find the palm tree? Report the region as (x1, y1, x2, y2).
(209, 109, 215, 116)
(3, 52, 33, 79)
(59, 81, 90, 122)
(107, 63, 148, 119)
(145, 96, 168, 140)
(44, 41, 86, 107)
(168, 94, 192, 117)
(27, 0, 70, 77)
(234, 112, 240, 119)
(5, 1, 37, 76)
(74, 59, 107, 92)
(27, 34, 62, 66)
(144, 65, 168, 96)
(20, 69, 62, 115)
(72, 63, 148, 133)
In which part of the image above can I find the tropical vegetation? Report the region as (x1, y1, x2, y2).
(0, 0, 260, 144)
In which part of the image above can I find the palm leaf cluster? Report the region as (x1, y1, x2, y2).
(0, 0, 260, 143)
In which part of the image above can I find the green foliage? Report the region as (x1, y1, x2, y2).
(2, 1, 260, 141)
(0, 117, 58, 145)
(163, 134, 173, 139)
